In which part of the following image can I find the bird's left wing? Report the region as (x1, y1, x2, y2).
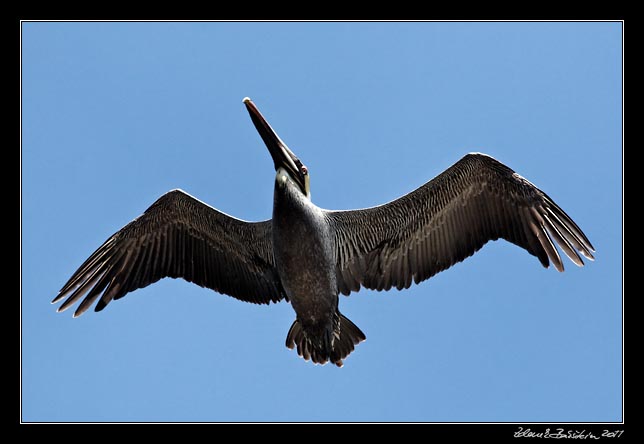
(325, 153, 594, 296)
(53, 189, 284, 317)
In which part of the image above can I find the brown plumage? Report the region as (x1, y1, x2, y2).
(53, 98, 594, 366)
(328, 153, 594, 296)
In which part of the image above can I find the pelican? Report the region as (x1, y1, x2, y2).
(53, 97, 595, 367)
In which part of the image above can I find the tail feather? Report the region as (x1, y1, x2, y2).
(285, 312, 366, 367)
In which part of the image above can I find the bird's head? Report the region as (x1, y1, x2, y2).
(243, 97, 310, 199)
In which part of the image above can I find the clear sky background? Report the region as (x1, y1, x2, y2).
(21, 22, 622, 423)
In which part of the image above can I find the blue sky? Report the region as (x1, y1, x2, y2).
(21, 21, 622, 422)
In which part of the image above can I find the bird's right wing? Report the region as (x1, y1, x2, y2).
(326, 153, 594, 296)
(53, 189, 284, 317)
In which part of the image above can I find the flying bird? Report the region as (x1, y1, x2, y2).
(53, 97, 595, 367)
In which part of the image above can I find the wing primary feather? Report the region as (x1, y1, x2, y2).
(520, 206, 550, 267)
(529, 207, 564, 272)
(56, 241, 129, 312)
(53, 239, 115, 301)
(542, 207, 586, 255)
(543, 195, 595, 254)
(544, 206, 595, 261)
(541, 211, 585, 267)
(94, 246, 140, 311)
(120, 240, 150, 296)
(70, 261, 121, 317)
(55, 265, 106, 312)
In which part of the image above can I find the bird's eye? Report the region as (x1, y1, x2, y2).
(302, 165, 308, 175)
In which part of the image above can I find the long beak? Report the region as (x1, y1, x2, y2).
(243, 97, 307, 193)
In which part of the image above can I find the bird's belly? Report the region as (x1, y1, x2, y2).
(282, 266, 336, 324)
(273, 215, 338, 327)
